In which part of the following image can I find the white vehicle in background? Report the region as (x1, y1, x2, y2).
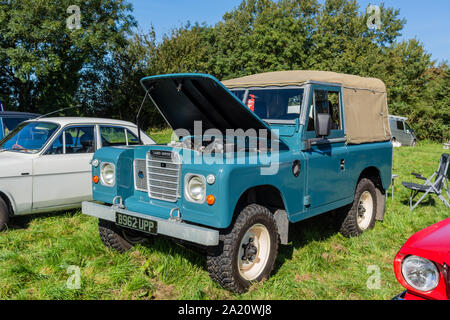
(0, 117, 155, 230)
(388, 115, 418, 147)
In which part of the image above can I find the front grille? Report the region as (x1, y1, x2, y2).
(146, 150, 181, 202)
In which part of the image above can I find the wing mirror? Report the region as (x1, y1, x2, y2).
(315, 113, 331, 138)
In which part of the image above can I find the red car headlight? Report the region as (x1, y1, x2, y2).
(401, 255, 440, 292)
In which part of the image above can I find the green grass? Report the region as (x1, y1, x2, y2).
(0, 140, 448, 300)
(147, 128, 173, 145)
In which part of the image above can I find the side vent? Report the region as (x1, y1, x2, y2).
(134, 159, 148, 192)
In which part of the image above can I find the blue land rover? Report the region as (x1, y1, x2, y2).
(82, 71, 393, 293)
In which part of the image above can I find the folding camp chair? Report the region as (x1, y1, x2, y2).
(402, 153, 450, 211)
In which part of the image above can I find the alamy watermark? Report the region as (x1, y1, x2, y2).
(66, 265, 81, 290)
(367, 4, 381, 30)
(366, 265, 381, 290)
(66, 5, 81, 30)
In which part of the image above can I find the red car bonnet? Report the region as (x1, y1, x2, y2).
(400, 218, 450, 264)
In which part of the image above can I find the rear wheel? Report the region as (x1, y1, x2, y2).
(0, 197, 9, 231)
(206, 204, 278, 293)
(98, 219, 147, 253)
(338, 178, 377, 238)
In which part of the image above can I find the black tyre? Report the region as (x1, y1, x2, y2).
(206, 204, 279, 293)
(339, 178, 377, 238)
(0, 197, 9, 231)
(98, 219, 147, 253)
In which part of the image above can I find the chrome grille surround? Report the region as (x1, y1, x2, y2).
(146, 150, 181, 202)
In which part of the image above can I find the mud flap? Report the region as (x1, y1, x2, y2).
(376, 188, 386, 221)
(274, 209, 289, 245)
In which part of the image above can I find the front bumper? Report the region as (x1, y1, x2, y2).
(82, 201, 220, 246)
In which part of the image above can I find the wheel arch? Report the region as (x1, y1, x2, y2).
(0, 191, 14, 217)
(358, 166, 383, 189)
(234, 184, 287, 214)
(232, 184, 290, 244)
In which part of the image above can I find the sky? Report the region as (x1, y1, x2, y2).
(129, 0, 449, 63)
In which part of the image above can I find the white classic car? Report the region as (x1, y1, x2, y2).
(0, 117, 155, 230)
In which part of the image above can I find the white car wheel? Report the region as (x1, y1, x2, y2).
(238, 223, 271, 281)
(338, 178, 378, 238)
(206, 204, 279, 293)
(357, 191, 374, 231)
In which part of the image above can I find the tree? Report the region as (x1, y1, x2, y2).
(2, 0, 443, 140)
(149, 0, 447, 140)
(0, 0, 135, 114)
(82, 30, 166, 129)
(402, 64, 449, 142)
(153, 22, 212, 75)
(209, 0, 320, 79)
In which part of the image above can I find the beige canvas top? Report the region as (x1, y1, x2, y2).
(222, 70, 386, 92)
(222, 70, 391, 144)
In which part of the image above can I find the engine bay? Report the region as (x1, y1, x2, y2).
(167, 136, 270, 154)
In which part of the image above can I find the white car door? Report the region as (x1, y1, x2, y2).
(0, 152, 34, 215)
(32, 125, 96, 211)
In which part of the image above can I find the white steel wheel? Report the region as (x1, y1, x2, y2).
(238, 223, 271, 281)
(357, 191, 374, 231)
(339, 178, 378, 238)
(206, 204, 278, 293)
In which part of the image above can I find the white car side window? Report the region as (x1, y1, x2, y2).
(126, 129, 140, 145)
(46, 125, 96, 154)
(100, 126, 127, 147)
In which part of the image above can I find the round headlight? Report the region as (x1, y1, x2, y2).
(401, 255, 440, 292)
(100, 163, 115, 186)
(186, 175, 205, 202)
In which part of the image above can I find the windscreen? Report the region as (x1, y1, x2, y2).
(0, 122, 59, 153)
(231, 88, 304, 122)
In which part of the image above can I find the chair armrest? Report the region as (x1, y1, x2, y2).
(411, 172, 427, 180)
